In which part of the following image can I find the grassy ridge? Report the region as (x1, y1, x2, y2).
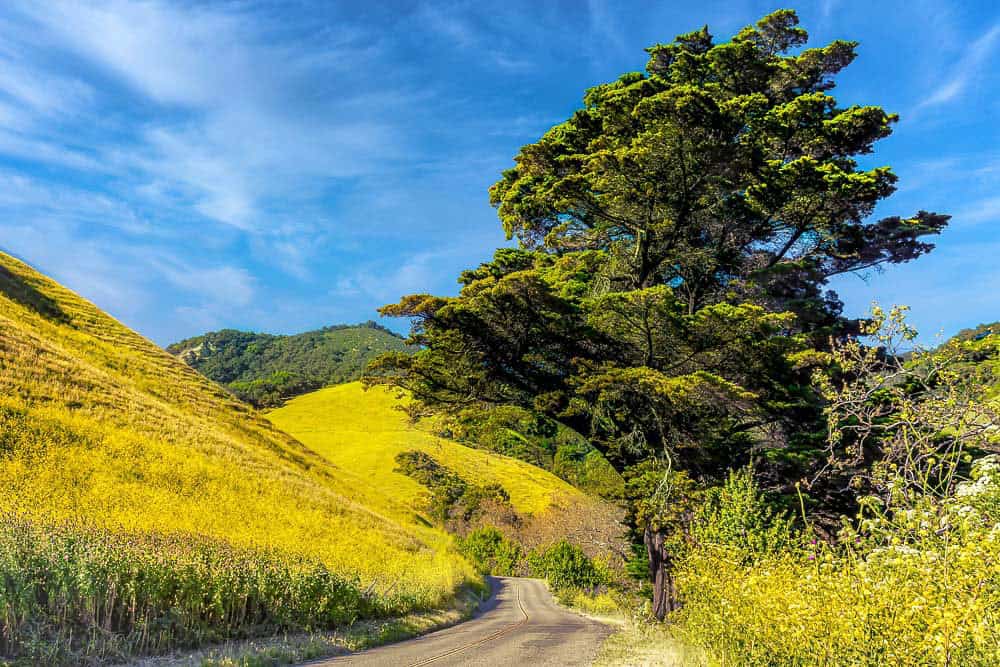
(0, 251, 592, 662)
(0, 251, 478, 661)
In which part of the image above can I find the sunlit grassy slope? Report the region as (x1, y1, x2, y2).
(0, 251, 474, 607)
(267, 382, 587, 522)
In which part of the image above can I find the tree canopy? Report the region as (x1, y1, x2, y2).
(365, 9, 948, 617)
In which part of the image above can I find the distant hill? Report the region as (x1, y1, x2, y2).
(167, 322, 412, 407)
(167, 319, 623, 499)
(948, 321, 1000, 400)
(951, 321, 1000, 343)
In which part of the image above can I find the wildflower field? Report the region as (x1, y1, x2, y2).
(266, 382, 587, 519)
(673, 460, 1000, 666)
(0, 252, 487, 662)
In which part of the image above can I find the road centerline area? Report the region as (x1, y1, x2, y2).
(312, 577, 611, 667)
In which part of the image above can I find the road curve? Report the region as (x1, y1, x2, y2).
(310, 577, 612, 666)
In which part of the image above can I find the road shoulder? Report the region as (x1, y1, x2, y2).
(128, 588, 485, 667)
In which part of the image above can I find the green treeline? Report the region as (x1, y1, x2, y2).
(168, 322, 411, 407)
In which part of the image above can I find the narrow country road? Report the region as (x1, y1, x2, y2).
(310, 577, 612, 666)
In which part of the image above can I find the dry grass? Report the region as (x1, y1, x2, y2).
(594, 621, 707, 667)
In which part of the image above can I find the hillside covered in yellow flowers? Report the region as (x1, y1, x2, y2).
(0, 250, 589, 662)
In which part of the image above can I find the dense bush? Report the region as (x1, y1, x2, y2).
(668, 310, 1000, 665)
(457, 528, 611, 595)
(443, 406, 624, 498)
(691, 467, 794, 562)
(446, 406, 557, 467)
(527, 541, 606, 591)
(552, 439, 625, 499)
(0, 518, 374, 664)
(458, 528, 524, 576)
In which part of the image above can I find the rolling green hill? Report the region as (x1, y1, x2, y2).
(0, 251, 591, 662)
(167, 323, 412, 406)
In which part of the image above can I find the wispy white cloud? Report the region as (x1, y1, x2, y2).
(586, 0, 626, 56)
(0, 169, 148, 233)
(820, 0, 843, 19)
(20, 0, 249, 108)
(334, 250, 444, 304)
(0, 169, 256, 339)
(151, 260, 256, 308)
(919, 23, 1000, 109)
(953, 196, 1000, 226)
(10, 0, 410, 237)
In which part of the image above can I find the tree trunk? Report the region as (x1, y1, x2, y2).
(644, 526, 679, 620)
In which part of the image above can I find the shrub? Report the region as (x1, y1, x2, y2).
(691, 467, 795, 562)
(676, 509, 1000, 665)
(394, 451, 514, 526)
(447, 406, 557, 467)
(458, 528, 523, 576)
(553, 440, 625, 499)
(528, 541, 605, 591)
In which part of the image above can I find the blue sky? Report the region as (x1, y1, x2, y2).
(0, 0, 996, 345)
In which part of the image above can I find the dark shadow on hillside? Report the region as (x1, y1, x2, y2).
(0, 263, 69, 323)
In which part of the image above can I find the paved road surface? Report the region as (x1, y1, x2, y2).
(310, 577, 612, 666)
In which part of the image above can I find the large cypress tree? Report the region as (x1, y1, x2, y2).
(367, 10, 947, 618)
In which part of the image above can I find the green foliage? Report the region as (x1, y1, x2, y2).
(459, 529, 611, 594)
(443, 405, 624, 498)
(813, 304, 999, 506)
(457, 528, 523, 576)
(623, 462, 701, 539)
(669, 309, 1000, 665)
(676, 455, 1000, 666)
(527, 541, 606, 591)
(367, 13, 949, 622)
(169, 322, 411, 407)
(943, 321, 1000, 399)
(393, 451, 511, 524)
(367, 12, 948, 542)
(691, 467, 795, 562)
(445, 405, 558, 467)
(552, 439, 625, 499)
